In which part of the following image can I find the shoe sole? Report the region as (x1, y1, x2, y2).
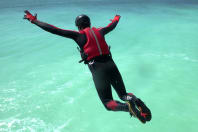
(136, 99, 152, 121)
(126, 101, 146, 124)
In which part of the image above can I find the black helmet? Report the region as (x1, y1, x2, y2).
(75, 14, 90, 29)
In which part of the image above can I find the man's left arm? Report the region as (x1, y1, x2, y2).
(24, 10, 80, 41)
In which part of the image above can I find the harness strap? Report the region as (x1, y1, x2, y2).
(89, 28, 102, 55)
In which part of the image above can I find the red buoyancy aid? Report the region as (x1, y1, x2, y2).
(80, 27, 110, 61)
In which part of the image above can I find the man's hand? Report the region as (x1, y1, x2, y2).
(23, 10, 37, 23)
(110, 15, 121, 22)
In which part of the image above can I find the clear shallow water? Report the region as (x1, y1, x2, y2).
(0, 0, 198, 132)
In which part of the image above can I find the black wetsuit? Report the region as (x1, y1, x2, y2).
(33, 19, 130, 112)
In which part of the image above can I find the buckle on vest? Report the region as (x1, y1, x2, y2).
(88, 60, 95, 65)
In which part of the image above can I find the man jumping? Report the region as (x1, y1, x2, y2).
(24, 10, 151, 124)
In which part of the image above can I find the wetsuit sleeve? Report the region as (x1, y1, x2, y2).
(32, 20, 80, 40)
(99, 15, 120, 36)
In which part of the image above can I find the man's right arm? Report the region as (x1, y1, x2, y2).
(99, 15, 121, 36)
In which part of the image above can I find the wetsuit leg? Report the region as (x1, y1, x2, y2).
(107, 60, 129, 101)
(88, 60, 129, 112)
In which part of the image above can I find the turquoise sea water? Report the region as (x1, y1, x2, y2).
(0, 0, 198, 132)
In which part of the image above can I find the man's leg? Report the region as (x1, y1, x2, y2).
(107, 61, 149, 123)
(89, 61, 129, 112)
(107, 60, 129, 101)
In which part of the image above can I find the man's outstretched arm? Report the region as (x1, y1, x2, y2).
(24, 10, 80, 40)
(99, 15, 121, 36)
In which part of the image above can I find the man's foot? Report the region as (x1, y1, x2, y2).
(126, 100, 146, 124)
(135, 98, 152, 121)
